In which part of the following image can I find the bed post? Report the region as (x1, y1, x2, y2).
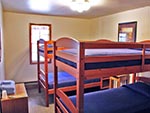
(76, 42, 85, 113)
(37, 40, 41, 93)
(141, 44, 146, 71)
(53, 41, 58, 113)
(44, 41, 49, 107)
(131, 73, 136, 83)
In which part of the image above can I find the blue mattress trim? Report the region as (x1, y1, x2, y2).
(56, 56, 150, 70)
(56, 56, 77, 68)
(39, 49, 52, 54)
(145, 59, 150, 64)
(39, 44, 53, 54)
(48, 72, 100, 89)
(85, 59, 141, 70)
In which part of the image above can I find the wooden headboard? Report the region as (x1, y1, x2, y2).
(95, 39, 115, 43)
(139, 40, 150, 44)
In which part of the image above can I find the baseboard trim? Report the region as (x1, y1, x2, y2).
(24, 81, 38, 89)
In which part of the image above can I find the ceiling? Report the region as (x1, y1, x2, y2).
(1, 0, 150, 19)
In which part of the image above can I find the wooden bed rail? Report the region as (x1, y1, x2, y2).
(83, 42, 143, 49)
(138, 40, 150, 48)
(56, 38, 150, 49)
(55, 37, 144, 49)
(56, 89, 78, 113)
(136, 76, 150, 83)
(138, 40, 150, 44)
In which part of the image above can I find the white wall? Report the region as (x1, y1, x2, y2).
(0, 0, 5, 80)
(91, 6, 150, 41)
(3, 12, 91, 82)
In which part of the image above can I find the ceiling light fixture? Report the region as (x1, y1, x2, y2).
(70, 0, 91, 13)
(28, 0, 51, 12)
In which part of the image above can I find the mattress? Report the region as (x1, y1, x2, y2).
(62, 48, 146, 56)
(56, 49, 150, 70)
(39, 44, 53, 54)
(48, 72, 100, 89)
(68, 82, 150, 113)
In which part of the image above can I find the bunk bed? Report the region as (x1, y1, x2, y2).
(53, 37, 150, 113)
(37, 39, 107, 107)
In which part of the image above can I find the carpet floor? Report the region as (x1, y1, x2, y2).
(25, 83, 54, 113)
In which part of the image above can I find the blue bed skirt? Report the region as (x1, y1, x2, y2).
(68, 82, 150, 113)
(48, 72, 100, 89)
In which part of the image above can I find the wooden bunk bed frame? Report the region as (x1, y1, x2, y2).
(37, 39, 108, 107)
(53, 37, 150, 113)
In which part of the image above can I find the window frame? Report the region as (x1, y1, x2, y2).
(29, 23, 52, 64)
(118, 21, 137, 42)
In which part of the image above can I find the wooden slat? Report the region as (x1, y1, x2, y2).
(39, 69, 45, 76)
(145, 44, 150, 48)
(136, 76, 150, 83)
(84, 66, 141, 79)
(56, 60, 78, 77)
(57, 89, 78, 113)
(145, 55, 150, 58)
(56, 106, 62, 113)
(143, 65, 150, 71)
(138, 40, 150, 44)
(39, 80, 46, 89)
(56, 97, 69, 113)
(84, 42, 143, 49)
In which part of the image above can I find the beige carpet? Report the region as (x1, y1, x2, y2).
(25, 83, 54, 113)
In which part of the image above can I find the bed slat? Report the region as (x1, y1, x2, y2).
(84, 66, 141, 79)
(57, 89, 78, 113)
(56, 60, 78, 77)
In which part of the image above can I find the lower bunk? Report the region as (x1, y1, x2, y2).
(38, 71, 108, 106)
(56, 81, 150, 113)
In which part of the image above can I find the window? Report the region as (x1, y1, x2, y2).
(29, 23, 51, 64)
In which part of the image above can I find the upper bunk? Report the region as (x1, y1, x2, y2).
(37, 39, 53, 59)
(53, 37, 150, 80)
